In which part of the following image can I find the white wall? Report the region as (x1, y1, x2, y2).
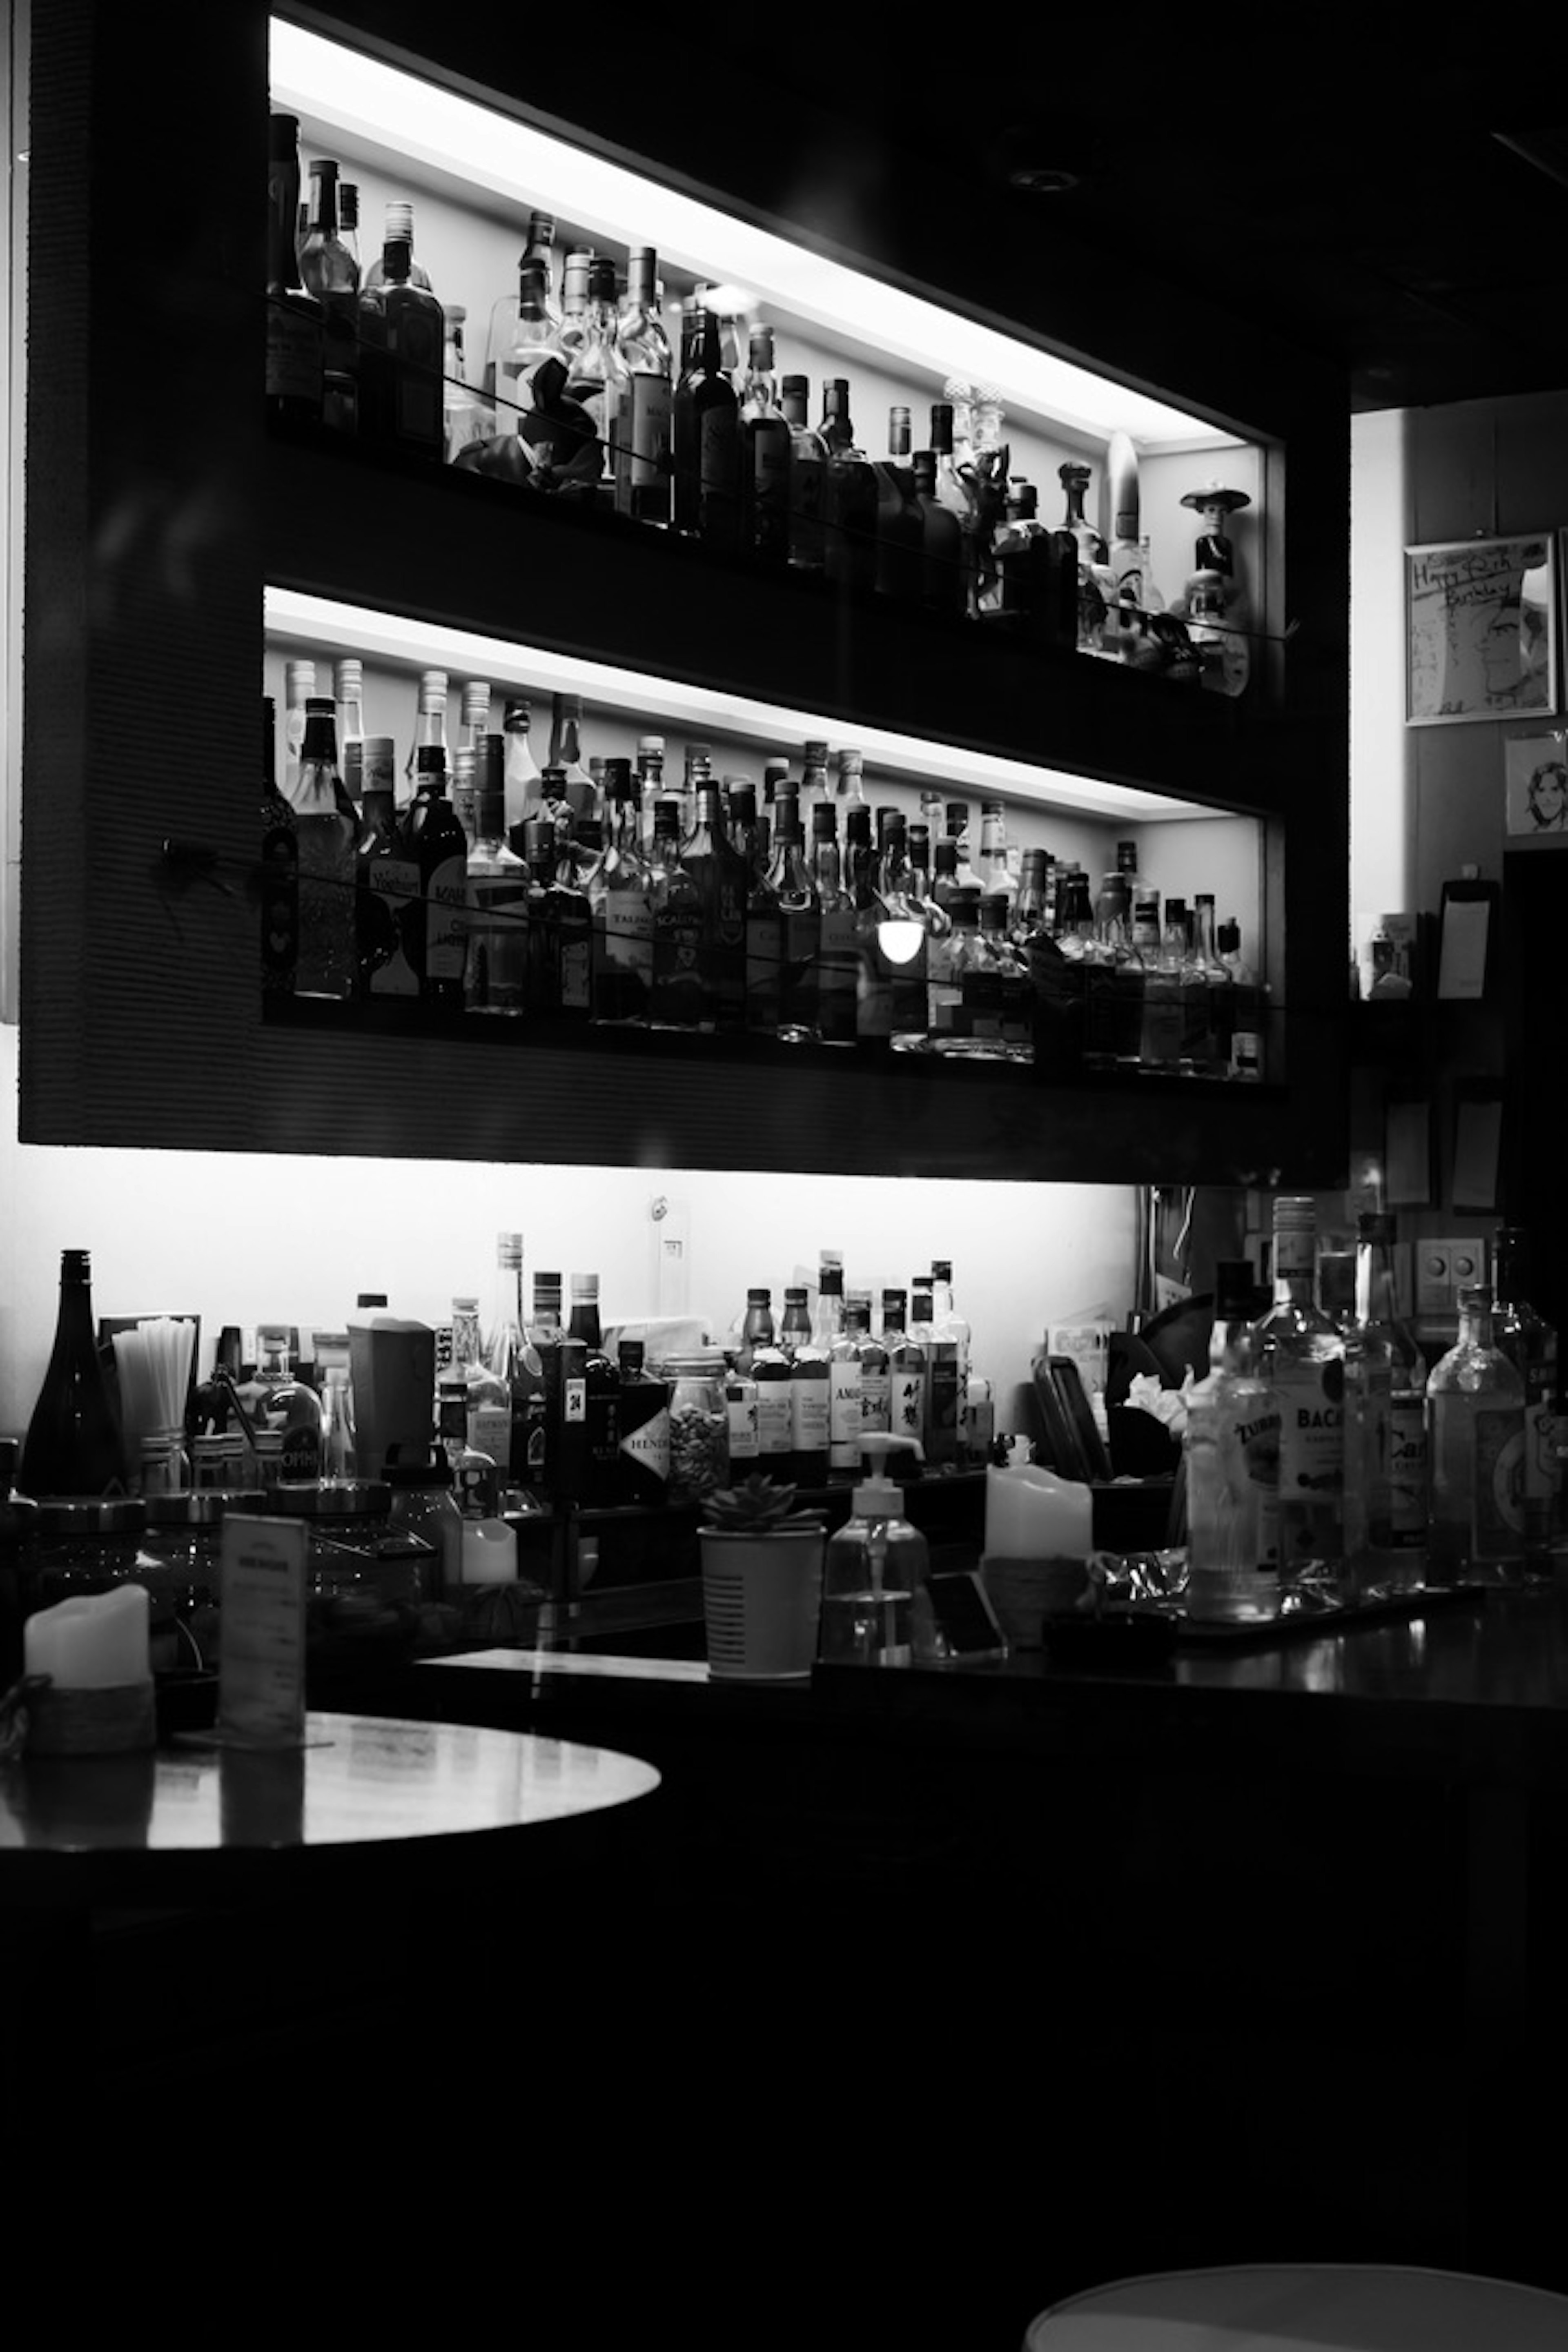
(0, 1025, 1136, 1439)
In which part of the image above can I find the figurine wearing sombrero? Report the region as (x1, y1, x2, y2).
(1178, 480, 1251, 695)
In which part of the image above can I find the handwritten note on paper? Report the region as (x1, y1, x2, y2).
(218, 1513, 307, 1746)
(1406, 535, 1557, 724)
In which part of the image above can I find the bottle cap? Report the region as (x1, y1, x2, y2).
(852, 1431, 924, 1508)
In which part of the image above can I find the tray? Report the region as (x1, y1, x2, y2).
(1131, 1582, 1481, 1647)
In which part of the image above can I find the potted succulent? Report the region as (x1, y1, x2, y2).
(697, 1474, 827, 1682)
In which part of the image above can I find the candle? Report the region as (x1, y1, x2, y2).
(24, 1585, 152, 1688)
(984, 1463, 1093, 1561)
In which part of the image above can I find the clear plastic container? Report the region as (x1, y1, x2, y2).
(819, 1436, 939, 1666)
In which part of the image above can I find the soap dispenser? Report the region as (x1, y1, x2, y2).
(820, 1434, 938, 1666)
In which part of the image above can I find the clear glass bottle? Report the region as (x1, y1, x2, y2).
(614, 246, 673, 526)
(491, 250, 562, 434)
(648, 799, 714, 1032)
(1254, 1195, 1345, 1595)
(881, 1288, 927, 1452)
(21, 1249, 128, 1499)
(663, 1352, 731, 1506)
(683, 782, 749, 1034)
(1184, 1258, 1283, 1622)
(292, 697, 358, 1000)
(777, 374, 826, 573)
(441, 303, 492, 459)
(1343, 1211, 1428, 1598)
(819, 1267, 862, 1473)
(590, 755, 653, 1026)
(362, 197, 432, 290)
(810, 802, 859, 1047)
(564, 254, 629, 495)
(464, 732, 528, 1017)
(853, 1298, 891, 1441)
(1427, 1283, 1526, 1585)
(820, 1448, 937, 1667)
(1490, 1226, 1557, 1572)
(298, 155, 359, 434)
(771, 793, 821, 1044)
(488, 1232, 547, 1507)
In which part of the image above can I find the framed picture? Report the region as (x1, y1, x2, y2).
(1405, 532, 1558, 724)
(1504, 726, 1568, 836)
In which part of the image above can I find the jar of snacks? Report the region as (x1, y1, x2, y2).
(658, 1352, 731, 1506)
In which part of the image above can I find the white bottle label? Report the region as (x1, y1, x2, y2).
(791, 1372, 830, 1455)
(620, 1404, 671, 1479)
(757, 1381, 793, 1457)
(468, 1403, 511, 1465)
(891, 1372, 926, 1444)
(1273, 1360, 1343, 1500)
(829, 1362, 863, 1466)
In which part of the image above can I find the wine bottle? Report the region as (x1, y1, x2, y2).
(21, 1249, 128, 1497)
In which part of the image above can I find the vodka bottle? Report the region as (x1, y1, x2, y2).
(1427, 1284, 1526, 1585)
(1254, 1195, 1344, 1594)
(1185, 1260, 1282, 1621)
(1491, 1225, 1558, 1570)
(1343, 1212, 1427, 1597)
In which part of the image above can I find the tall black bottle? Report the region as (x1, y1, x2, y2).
(21, 1250, 128, 1497)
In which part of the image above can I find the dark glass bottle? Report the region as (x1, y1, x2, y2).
(21, 1250, 128, 1498)
(741, 327, 792, 563)
(358, 232, 444, 461)
(1493, 1223, 1559, 1568)
(260, 693, 298, 999)
(683, 783, 748, 1033)
(265, 114, 322, 425)
(569, 1276, 619, 1507)
(615, 1341, 671, 1506)
(874, 405, 925, 601)
(298, 154, 360, 434)
(648, 799, 714, 1031)
(779, 373, 826, 573)
(403, 744, 468, 1005)
(912, 441, 966, 617)
(820, 378, 878, 594)
(771, 792, 820, 1043)
(811, 803, 859, 1046)
(672, 300, 742, 550)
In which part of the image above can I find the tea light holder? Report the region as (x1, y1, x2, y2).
(22, 1585, 156, 1755)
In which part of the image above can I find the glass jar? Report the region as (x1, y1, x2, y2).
(138, 1428, 192, 1498)
(192, 1432, 252, 1490)
(659, 1352, 731, 1505)
(141, 1487, 267, 1668)
(267, 1479, 405, 1598)
(28, 1496, 185, 1674)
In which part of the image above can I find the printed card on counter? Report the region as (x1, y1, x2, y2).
(217, 1512, 308, 1746)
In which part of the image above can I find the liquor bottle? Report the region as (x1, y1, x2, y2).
(874, 406, 925, 601)
(684, 782, 748, 1033)
(882, 1289, 927, 1451)
(550, 820, 595, 1018)
(752, 1320, 795, 1477)
(568, 1276, 619, 1508)
(526, 1271, 565, 1498)
(1105, 428, 1143, 613)
(1015, 850, 1080, 1076)
(338, 180, 361, 278)
(452, 1294, 511, 1477)
(1343, 1212, 1428, 1598)
(357, 228, 444, 461)
(672, 299, 742, 551)
(1219, 919, 1264, 1081)
(564, 255, 628, 494)
(741, 327, 792, 563)
(737, 1288, 776, 1374)
(971, 893, 1034, 1062)
(1492, 1223, 1559, 1570)
(724, 1359, 760, 1468)
(1138, 896, 1184, 1073)
(614, 247, 673, 526)
(292, 698, 357, 1000)
(820, 1267, 863, 1473)
(853, 1297, 891, 1441)
(928, 401, 970, 541)
(988, 480, 1075, 644)
(488, 1232, 548, 1504)
(404, 744, 468, 1006)
(265, 115, 322, 425)
(363, 198, 432, 290)
(1058, 460, 1115, 650)
(550, 693, 597, 824)
(820, 378, 878, 594)
(21, 1248, 128, 1497)
(780, 1285, 813, 1360)
(1254, 1195, 1345, 1593)
(771, 793, 821, 1044)
(556, 248, 595, 366)
(260, 693, 298, 1000)
(975, 802, 1017, 917)
(282, 658, 316, 802)
(1427, 1283, 1526, 1585)
(810, 803, 859, 1047)
(946, 803, 978, 897)
(332, 658, 366, 806)
(356, 732, 417, 997)
(1184, 1259, 1282, 1622)
(731, 782, 781, 1036)
(405, 668, 448, 806)
(911, 446, 966, 617)
(648, 800, 713, 1031)
(789, 1302, 832, 1490)
(589, 756, 653, 1025)
(779, 374, 826, 573)
(442, 304, 492, 459)
(490, 252, 562, 435)
(464, 733, 528, 1017)
(615, 1341, 671, 1506)
(298, 155, 358, 434)
(1316, 1246, 1357, 1336)
(501, 697, 545, 846)
(1186, 894, 1229, 1076)
(913, 1274, 960, 1466)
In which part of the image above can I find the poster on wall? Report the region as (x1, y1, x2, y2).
(1405, 532, 1558, 724)
(1503, 727, 1568, 836)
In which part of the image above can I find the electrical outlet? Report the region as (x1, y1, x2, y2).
(1414, 1236, 1488, 1319)
(648, 1195, 691, 1319)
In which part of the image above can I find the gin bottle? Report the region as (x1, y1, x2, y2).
(1184, 1260, 1282, 1621)
(1427, 1283, 1526, 1585)
(1254, 1195, 1345, 1594)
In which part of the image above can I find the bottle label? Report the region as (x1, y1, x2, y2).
(425, 851, 468, 979)
(860, 1368, 891, 1433)
(557, 910, 592, 1011)
(791, 1370, 830, 1456)
(265, 294, 323, 404)
(1523, 1381, 1556, 1517)
(829, 1361, 863, 1466)
(726, 1389, 760, 1460)
(365, 851, 419, 995)
(621, 372, 672, 501)
(619, 1403, 672, 1481)
(1388, 1392, 1428, 1546)
(563, 1375, 586, 1425)
(468, 1402, 511, 1465)
(756, 1380, 793, 1458)
(891, 1371, 926, 1444)
(1272, 1358, 1343, 1509)
(924, 1345, 960, 1463)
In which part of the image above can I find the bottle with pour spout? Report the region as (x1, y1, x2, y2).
(819, 1434, 938, 1666)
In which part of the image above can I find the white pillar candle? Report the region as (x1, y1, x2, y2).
(24, 1585, 153, 1689)
(984, 1464, 1094, 1561)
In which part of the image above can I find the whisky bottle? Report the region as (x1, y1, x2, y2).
(752, 1321, 795, 1477)
(356, 732, 417, 998)
(614, 247, 673, 526)
(265, 115, 322, 425)
(912, 1275, 960, 1466)
(568, 1276, 620, 1508)
(260, 694, 298, 1001)
(684, 782, 748, 1033)
(363, 198, 432, 290)
(526, 1271, 565, 1499)
(911, 446, 966, 617)
(1255, 1195, 1345, 1595)
(1492, 1223, 1559, 1570)
(464, 733, 528, 1017)
(779, 374, 826, 573)
(357, 229, 443, 461)
(1427, 1283, 1526, 1585)
(491, 253, 562, 435)
(404, 744, 468, 1007)
(973, 893, 1034, 1062)
(672, 299, 742, 551)
(293, 698, 358, 1000)
(550, 693, 597, 824)
(591, 756, 653, 1025)
(820, 1267, 863, 1472)
(789, 1301, 832, 1490)
(820, 378, 878, 594)
(853, 1298, 891, 1440)
(741, 327, 792, 563)
(406, 668, 448, 807)
(333, 658, 366, 806)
